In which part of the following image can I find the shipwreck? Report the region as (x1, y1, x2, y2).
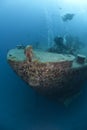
(7, 45, 87, 101)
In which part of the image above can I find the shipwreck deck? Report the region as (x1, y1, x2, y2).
(7, 48, 87, 69)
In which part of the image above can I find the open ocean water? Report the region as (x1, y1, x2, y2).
(1, 0, 87, 130)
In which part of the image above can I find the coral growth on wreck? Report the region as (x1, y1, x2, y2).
(24, 45, 33, 62)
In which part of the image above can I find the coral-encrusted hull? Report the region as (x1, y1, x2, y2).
(7, 46, 87, 100)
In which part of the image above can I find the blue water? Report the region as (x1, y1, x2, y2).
(1, 0, 87, 130)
